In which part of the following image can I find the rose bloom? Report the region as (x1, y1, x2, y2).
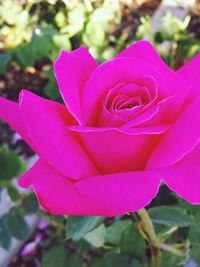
(0, 40, 200, 216)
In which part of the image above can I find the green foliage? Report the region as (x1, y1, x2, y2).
(120, 223, 145, 260)
(91, 254, 130, 267)
(22, 193, 39, 214)
(0, 146, 36, 250)
(66, 216, 104, 241)
(42, 245, 68, 267)
(159, 251, 181, 267)
(190, 244, 200, 264)
(44, 67, 62, 102)
(7, 185, 20, 202)
(84, 224, 106, 247)
(105, 220, 131, 245)
(67, 254, 83, 267)
(0, 218, 11, 250)
(5, 208, 29, 240)
(0, 148, 22, 180)
(149, 206, 193, 227)
(136, 12, 200, 68)
(0, 53, 11, 73)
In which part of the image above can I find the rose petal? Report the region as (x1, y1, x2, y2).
(76, 171, 161, 216)
(146, 98, 200, 169)
(19, 90, 98, 179)
(69, 125, 169, 174)
(82, 57, 168, 125)
(54, 46, 98, 124)
(19, 159, 160, 216)
(177, 53, 200, 84)
(117, 40, 191, 113)
(120, 105, 160, 128)
(157, 141, 200, 204)
(19, 159, 97, 215)
(0, 97, 32, 146)
(177, 53, 200, 102)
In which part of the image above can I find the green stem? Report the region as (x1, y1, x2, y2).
(159, 243, 185, 257)
(137, 208, 161, 267)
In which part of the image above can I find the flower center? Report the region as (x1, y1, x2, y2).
(105, 82, 153, 120)
(97, 75, 158, 127)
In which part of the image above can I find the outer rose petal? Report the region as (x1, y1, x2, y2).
(19, 159, 160, 216)
(19, 159, 98, 215)
(0, 97, 32, 146)
(157, 141, 200, 204)
(117, 40, 191, 113)
(177, 53, 200, 84)
(69, 125, 169, 174)
(54, 46, 98, 124)
(82, 57, 168, 124)
(146, 98, 200, 170)
(76, 171, 161, 216)
(177, 53, 200, 102)
(19, 90, 98, 179)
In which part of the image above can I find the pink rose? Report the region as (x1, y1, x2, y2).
(1, 40, 200, 216)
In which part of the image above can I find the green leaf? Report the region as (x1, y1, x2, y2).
(32, 34, 55, 59)
(0, 219, 11, 250)
(84, 22, 105, 47)
(159, 251, 182, 267)
(191, 243, 200, 264)
(84, 224, 106, 247)
(0, 53, 11, 73)
(178, 198, 200, 215)
(38, 26, 58, 36)
(22, 193, 38, 214)
(5, 209, 29, 240)
(105, 220, 131, 245)
(0, 148, 22, 180)
(67, 254, 82, 267)
(189, 212, 200, 243)
(120, 223, 145, 260)
(14, 43, 37, 67)
(91, 254, 130, 267)
(129, 258, 142, 267)
(149, 206, 193, 227)
(42, 246, 68, 267)
(44, 80, 61, 102)
(43, 67, 62, 102)
(7, 185, 20, 201)
(66, 216, 104, 241)
(52, 34, 71, 51)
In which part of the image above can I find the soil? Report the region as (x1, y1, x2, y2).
(0, 60, 50, 157)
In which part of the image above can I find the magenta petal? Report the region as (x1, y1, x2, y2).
(146, 98, 200, 170)
(19, 159, 44, 188)
(177, 53, 200, 84)
(19, 159, 97, 215)
(158, 142, 200, 204)
(177, 53, 200, 102)
(117, 40, 191, 113)
(69, 126, 168, 174)
(0, 97, 32, 145)
(19, 90, 98, 179)
(54, 46, 98, 124)
(76, 171, 161, 216)
(82, 57, 167, 124)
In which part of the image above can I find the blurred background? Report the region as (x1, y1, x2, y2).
(1, 0, 200, 267)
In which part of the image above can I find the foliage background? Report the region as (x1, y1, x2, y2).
(1, 1, 200, 267)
